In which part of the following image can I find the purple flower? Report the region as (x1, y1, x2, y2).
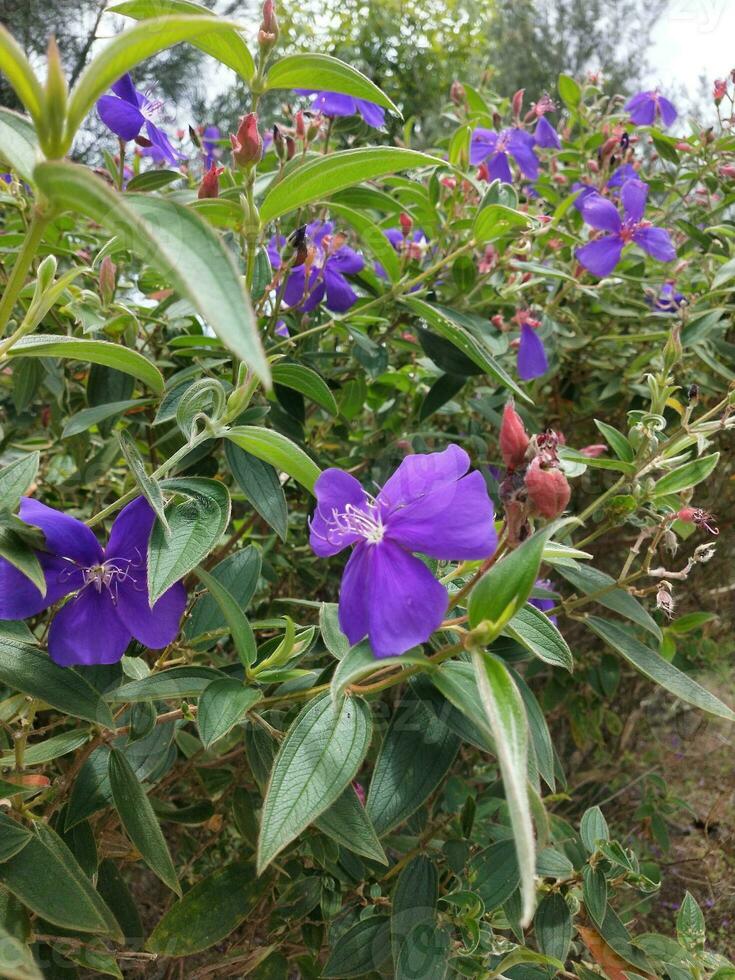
(310, 445, 497, 657)
(625, 90, 677, 129)
(648, 281, 685, 312)
(530, 578, 557, 625)
(274, 319, 290, 337)
(0, 497, 186, 667)
(517, 322, 548, 380)
(201, 125, 221, 169)
(607, 163, 638, 189)
(576, 180, 676, 277)
(470, 128, 539, 183)
(534, 116, 561, 149)
(97, 74, 183, 165)
(571, 181, 598, 212)
(268, 221, 364, 313)
(375, 228, 428, 280)
(296, 90, 385, 128)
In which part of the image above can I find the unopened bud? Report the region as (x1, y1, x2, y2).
(258, 0, 279, 49)
(511, 88, 525, 120)
(450, 81, 466, 106)
(198, 162, 223, 199)
(663, 323, 682, 372)
(99, 256, 116, 306)
(579, 444, 607, 458)
(525, 457, 571, 518)
(230, 113, 262, 168)
(294, 110, 306, 140)
(714, 78, 727, 103)
(399, 212, 413, 235)
(499, 401, 530, 470)
(272, 124, 287, 162)
(284, 134, 296, 160)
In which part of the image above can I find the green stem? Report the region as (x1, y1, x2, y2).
(0, 209, 50, 337)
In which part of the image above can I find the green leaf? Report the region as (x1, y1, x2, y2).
(652, 452, 719, 496)
(510, 667, 557, 792)
(225, 426, 320, 494)
(118, 430, 169, 533)
(319, 603, 351, 660)
(33, 163, 269, 385)
(321, 915, 391, 978)
(65, 15, 243, 138)
(62, 399, 148, 438)
(0, 813, 32, 863)
(594, 419, 634, 462)
(0, 636, 113, 726)
(558, 73, 581, 109)
(107, 665, 226, 703)
(582, 865, 607, 926)
(0, 528, 45, 596)
(0, 26, 44, 124)
(0, 730, 88, 768)
(8, 334, 163, 394)
(272, 363, 337, 415)
(676, 892, 706, 952)
(148, 477, 231, 605)
(196, 678, 261, 748)
(0, 453, 39, 511)
(403, 298, 530, 402)
(474, 204, 532, 243)
(391, 856, 438, 963)
(0, 823, 121, 939)
(331, 641, 429, 704)
(505, 603, 573, 672)
(585, 616, 735, 721)
(257, 692, 372, 872)
(555, 563, 661, 640)
(395, 925, 450, 980)
(265, 53, 397, 114)
(108, 0, 255, 82)
(186, 546, 262, 644)
(125, 169, 183, 192)
(469, 523, 561, 632)
(580, 806, 609, 852)
(471, 651, 534, 928)
(0, 923, 41, 980)
(108, 748, 180, 895)
(366, 697, 460, 836)
(225, 442, 288, 541)
(0, 107, 38, 183)
(314, 785, 388, 865)
(145, 862, 260, 956)
(259, 147, 440, 223)
(534, 892, 572, 964)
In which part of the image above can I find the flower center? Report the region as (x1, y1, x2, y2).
(81, 559, 139, 601)
(330, 499, 385, 544)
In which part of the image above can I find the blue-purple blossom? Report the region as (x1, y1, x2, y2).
(310, 445, 497, 657)
(607, 163, 638, 189)
(267, 221, 364, 313)
(530, 578, 557, 625)
(571, 181, 598, 212)
(648, 281, 685, 313)
(576, 180, 676, 277)
(0, 497, 186, 667)
(625, 90, 677, 129)
(534, 115, 561, 149)
(470, 128, 540, 183)
(296, 90, 385, 128)
(375, 227, 428, 280)
(97, 74, 183, 165)
(202, 125, 221, 169)
(517, 322, 548, 380)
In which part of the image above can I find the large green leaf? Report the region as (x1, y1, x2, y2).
(8, 335, 163, 394)
(225, 426, 320, 493)
(556, 563, 661, 640)
(0, 923, 41, 980)
(185, 546, 262, 644)
(33, 163, 269, 384)
(108, 0, 255, 81)
(0, 26, 44, 124)
(474, 204, 532, 243)
(224, 442, 288, 541)
(196, 678, 261, 748)
(0, 453, 39, 510)
(145, 862, 260, 956)
(0, 813, 32, 863)
(585, 617, 735, 721)
(107, 665, 226, 703)
(65, 16, 243, 139)
(108, 748, 180, 894)
(471, 650, 535, 928)
(257, 692, 372, 872)
(193, 567, 256, 667)
(315, 786, 388, 865)
(265, 53, 397, 112)
(651, 452, 719, 496)
(0, 636, 113, 727)
(271, 363, 338, 415)
(505, 603, 573, 672)
(259, 147, 440, 223)
(148, 478, 231, 605)
(391, 856, 438, 964)
(0, 107, 38, 182)
(321, 915, 391, 978)
(0, 823, 121, 939)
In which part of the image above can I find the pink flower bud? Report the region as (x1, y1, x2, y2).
(99, 256, 116, 306)
(579, 444, 607, 458)
(477, 162, 490, 182)
(399, 212, 413, 235)
(525, 457, 571, 518)
(352, 781, 366, 806)
(511, 88, 525, 120)
(230, 113, 262, 168)
(294, 110, 306, 140)
(198, 162, 223, 199)
(499, 401, 530, 471)
(714, 78, 727, 103)
(719, 163, 735, 179)
(258, 0, 279, 47)
(441, 176, 457, 189)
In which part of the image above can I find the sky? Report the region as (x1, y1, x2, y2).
(645, 0, 735, 103)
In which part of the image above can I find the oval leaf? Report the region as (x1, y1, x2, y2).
(265, 53, 397, 113)
(0, 107, 38, 182)
(505, 603, 573, 672)
(225, 426, 320, 493)
(196, 678, 261, 749)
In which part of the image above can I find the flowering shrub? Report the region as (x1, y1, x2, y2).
(0, 2, 735, 976)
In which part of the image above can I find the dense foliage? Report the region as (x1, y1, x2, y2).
(0, 2, 734, 977)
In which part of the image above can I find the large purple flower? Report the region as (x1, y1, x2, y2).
(97, 74, 182, 165)
(0, 497, 186, 667)
(310, 445, 497, 658)
(296, 90, 385, 128)
(576, 180, 676, 277)
(470, 128, 539, 183)
(517, 322, 548, 380)
(268, 221, 364, 313)
(625, 90, 677, 129)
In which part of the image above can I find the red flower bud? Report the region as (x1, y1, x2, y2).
(258, 0, 279, 48)
(525, 457, 570, 518)
(714, 78, 727, 103)
(499, 401, 530, 470)
(198, 162, 223, 199)
(511, 88, 525, 120)
(399, 212, 413, 235)
(230, 113, 262, 168)
(294, 110, 306, 140)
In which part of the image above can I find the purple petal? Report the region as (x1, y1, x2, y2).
(470, 128, 498, 166)
(658, 97, 677, 128)
(385, 471, 497, 561)
(518, 323, 548, 380)
(487, 152, 513, 184)
(534, 116, 561, 149)
(110, 74, 139, 106)
(576, 236, 624, 276)
(282, 266, 308, 308)
(267, 234, 285, 269)
(626, 93, 656, 126)
(299, 274, 326, 313)
(310, 469, 370, 557)
(607, 164, 638, 189)
(338, 539, 448, 657)
(323, 269, 358, 312)
(580, 195, 622, 233)
(572, 184, 598, 212)
(508, 130, 540, 179)
(380, 444, 470, 510)
(115, 580, 186, 649)
(384, 228, 404, 250)
(633, 226, 676, 263)
(307, 220, 334, 245)
(97, 95, 143, 141)
(20, 498, 103, 566)
(145, 122, 182, 165)
(0, 555, 77, 619)
(48, 590, 131, 667)
(355, 99, 385, 128)
(275, 320, 290, 337)
(106, 496, 155, 563)
(310, 92, 357, 117)
(621, 179, 648, 223)
(328, 247, 364, 275)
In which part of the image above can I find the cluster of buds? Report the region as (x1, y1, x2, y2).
(497, 402, 572, 544)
